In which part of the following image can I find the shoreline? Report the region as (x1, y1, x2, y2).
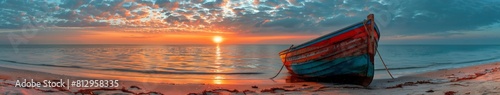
(1, 62, 500, 94)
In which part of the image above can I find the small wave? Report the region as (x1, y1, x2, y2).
(375, 57, 500, 71)
(423, 57, 499, 69)
(102, 68, 263, 74)
(0, 59, 84, 69)
(375, 66, 429, 71)
(0, 59, 263, 75)
(433, 57, 498, 65)
(162, 67, 194, 71)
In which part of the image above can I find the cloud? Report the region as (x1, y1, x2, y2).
(0, 0, 499, 38)
(385, 0, 500, 35)
(54, 21, 109, 27)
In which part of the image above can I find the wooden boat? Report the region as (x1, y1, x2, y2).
(279, 14, 380, 86)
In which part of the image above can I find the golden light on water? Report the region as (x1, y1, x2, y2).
(213, 36, 223, 44)
(213, 75, 225, 84)
(216, 45, 221, 58)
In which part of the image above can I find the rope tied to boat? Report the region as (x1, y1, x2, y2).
(270, 45, 294, 79)
(363, 18, 395, 79)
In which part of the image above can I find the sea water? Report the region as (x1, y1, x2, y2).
(0, 44, 499, 84)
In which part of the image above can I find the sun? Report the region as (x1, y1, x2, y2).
(213, 36, 223, 44)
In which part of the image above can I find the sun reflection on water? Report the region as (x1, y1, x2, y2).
(216, 44, 222, 60)
(213, 44, 226, 84)
(213, 75, 225, 84)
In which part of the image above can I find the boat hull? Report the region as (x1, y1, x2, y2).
(279, 14, 379, 86)
(290, 54, 374, 86)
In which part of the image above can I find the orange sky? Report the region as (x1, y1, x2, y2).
(21, 28, 319, 45)
(70, 32, 318, 44)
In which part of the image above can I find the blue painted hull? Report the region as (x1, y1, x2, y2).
(285, 54, 374, 86)
(290, 54, 374, 78)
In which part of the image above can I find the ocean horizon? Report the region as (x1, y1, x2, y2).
(1, 44, 499, 84)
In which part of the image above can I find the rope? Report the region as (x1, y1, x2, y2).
(270, 45, 294, 79)
(377, 49, 394, 79)
(363, 19, 394, 79)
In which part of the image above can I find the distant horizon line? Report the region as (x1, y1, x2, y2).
(0, 43, 499, 45)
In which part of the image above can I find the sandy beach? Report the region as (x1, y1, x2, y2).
(0, 62, 499, 95)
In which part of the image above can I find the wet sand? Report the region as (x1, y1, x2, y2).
(1, 62, 500, 95)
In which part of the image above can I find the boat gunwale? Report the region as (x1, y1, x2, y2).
(279, 21, 374, 55)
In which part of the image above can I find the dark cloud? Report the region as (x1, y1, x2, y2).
(54, 10, 80, 21)
(59, 0, 90, 9)
(0, 0, 57, 29)
(55, 21, 109, 27)
(386, 0, 500, 35)
(262, 18, 304, 28)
